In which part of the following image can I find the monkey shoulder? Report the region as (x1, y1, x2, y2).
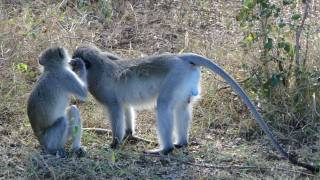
(34, 70, 71, 97)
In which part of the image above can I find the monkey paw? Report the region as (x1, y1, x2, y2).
(110, 139, 120, 149)
(69, 58, 85, 71)
(73, 147, 86, 158)
(174, 143, 188, 149)
(55, 148, 67, 158)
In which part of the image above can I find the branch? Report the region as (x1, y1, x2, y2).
(312, 93, 320, 117)
(295, 0, 310, 68)
(143, 154, 316, 176)
(82, 127, 113, 135)
(217, 77, 250, 91)
(82, 128, 156, 144)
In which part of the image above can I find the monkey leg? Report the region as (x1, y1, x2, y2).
(144, 98, 175, 155)
(173, 101, 192, 148)
(108, 103, 125, 149)
(122, 106, 156, 145)
(67, 105, 86, 157)
(124, 106, 135, 138)
(42, 117, 68, 157)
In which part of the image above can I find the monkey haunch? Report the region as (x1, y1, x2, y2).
(73, 46, 318, 172)
(27, 47, 87, 157)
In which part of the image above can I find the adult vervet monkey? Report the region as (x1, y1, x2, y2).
(27, 47, 87, 157)
(72, 46, 318, 172)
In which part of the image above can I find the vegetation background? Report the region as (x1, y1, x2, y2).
(0, 0, 319, 179)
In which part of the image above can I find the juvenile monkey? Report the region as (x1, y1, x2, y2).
(73, 46, 318, 172)
(27, 47, 87, 157)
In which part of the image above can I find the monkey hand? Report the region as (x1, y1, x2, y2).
(70, 58, 85, 71)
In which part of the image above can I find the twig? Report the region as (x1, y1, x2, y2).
(83, 127, 156, 144)
(82, 127, 112, 135)
(126, 1, 139, 31)
(303, 26, 310, 67)
(143, 154, 316, 176)
(295, 0, 310, 68)
(58, 0, 68, 9)
(312, 93, 320, 117)
(39, 155, 57, 180)
(217, 77, 250, 91)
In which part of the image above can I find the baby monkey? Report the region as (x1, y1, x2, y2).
(27, 47, 87, 157)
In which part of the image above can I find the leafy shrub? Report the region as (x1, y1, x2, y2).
(236, 0, 319, 139)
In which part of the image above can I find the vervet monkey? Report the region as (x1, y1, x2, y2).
(73, 46, 318, 172)
(27, 47, 87, 157)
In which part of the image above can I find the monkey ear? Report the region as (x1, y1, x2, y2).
(58, 47, 65, 59)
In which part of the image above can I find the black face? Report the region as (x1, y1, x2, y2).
(70, 57, 91, 69)
(57, 47, 65, 60)
(69, 57, 91, 71)
(83, 59, 91, 69)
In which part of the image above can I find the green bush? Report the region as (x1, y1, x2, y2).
(236, 0, 319, 137)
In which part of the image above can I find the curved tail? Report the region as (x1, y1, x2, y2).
(179, 53, 319, 173)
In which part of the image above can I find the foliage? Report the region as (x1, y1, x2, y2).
(236, 0, 320, 129)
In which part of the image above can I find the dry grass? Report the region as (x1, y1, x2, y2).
(0, 0, 319, 179)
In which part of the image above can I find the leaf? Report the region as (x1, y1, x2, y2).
(289, 44, 295, 57)
(264, 38, 273, 49)
(17, 63, 28, 72)
(31, 32, 36, 39)
(283, 0, 294, 5)
(244, 0, 256, 9)
(278, 42, 291, 53)
(111, 151, 116, 163)
(278, 20, 286, 28)
(236, 9, 248, 21)
(245, 33, 257, 44)
(273, 7, 281, 17)
(271, 74, 281, 87)
(291, 14, 301, 20)
(179, 49, 185, 54)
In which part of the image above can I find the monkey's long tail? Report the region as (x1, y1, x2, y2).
(179, 53, 319, 173)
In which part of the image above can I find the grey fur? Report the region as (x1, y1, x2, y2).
(73, 46, 200, 154)
(27, 47, 87, 157)
(71, 46, 309, 160)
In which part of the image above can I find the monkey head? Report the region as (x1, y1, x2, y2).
(72, 45, 105, 69)
(38, 47, 70, 67)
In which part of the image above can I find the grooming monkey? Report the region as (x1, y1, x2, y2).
(72, 46, 318, 172)
(27, 47, 87, 157)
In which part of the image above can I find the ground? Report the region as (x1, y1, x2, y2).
(0, 0, 319, 179)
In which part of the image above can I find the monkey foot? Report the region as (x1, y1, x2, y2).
(46, 148, 67, 158)
(143, 147, 174, 155)
(174, 143, 188, 149)
(72, 147, 86, 158)
(110, 139, 120, 149)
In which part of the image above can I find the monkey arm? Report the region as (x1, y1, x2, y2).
(63, 71, 87, 101)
